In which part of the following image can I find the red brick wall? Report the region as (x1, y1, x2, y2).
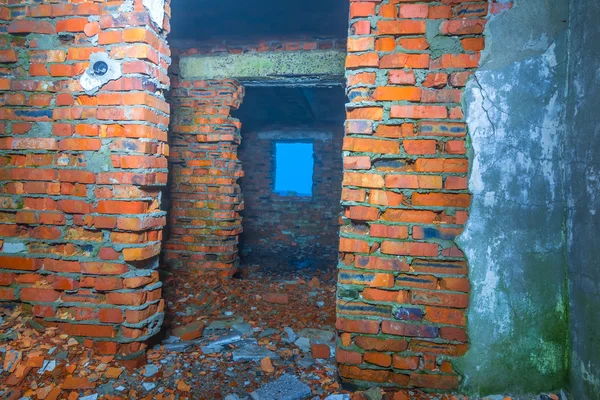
(239, 126, 343, 269)
(163, 78, 244, 277)
(0, 0, 171, 360)
(166, 42, 346, 275)
(335, 0, 510, 391)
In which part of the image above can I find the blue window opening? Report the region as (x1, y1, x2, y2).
(274, 142, 314, 197)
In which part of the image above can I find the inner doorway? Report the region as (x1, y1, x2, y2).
(234, 86, 347, 274)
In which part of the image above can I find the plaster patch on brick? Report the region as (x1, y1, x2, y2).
(79, 53, 122, 96)
(2, 242, 27, 254)
(143, 0, 165, 28)
(457, 1, 569, 390)
(118, 0, 134, 13)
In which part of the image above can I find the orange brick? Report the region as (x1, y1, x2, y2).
(391, 105, 447, 119)
(380, 241, 439, 257)
(429, 5, 452, 19)
(399, 4, 428, 18)
(380, 53, 430, 69)
(403, 139, 437, 155)
(0, 50, 17, 63)
(462, 37, 485, 52)
(347, 37, 375, 52)
(356, 336, 408, 352)
(364, 352, 392, 367)
(345, 206, 380, 221)
(343, 137, 400, 154)
(346, 52, 379, 68)
(373, 87, 421, 101)
(56, 18, 88, 32)
(369, 224, 408, 239)
(377, 20, 426, 35)
(411, 193, 471, 207)
(344, 156, 371, 170)
(362, 288, 409, 303)
(378, 4, 397, 18)
(339, 237, 370, 253)
(368, 190, 404, 207)
(350, 2, 375, 18)
(375, 37, 396, 52)
(393, 355, 420, 370)
(98, 30, 122, 45)
(399, 38, 429, 51)
(347, 107, 383, 121)
(336, 318, 380, 334)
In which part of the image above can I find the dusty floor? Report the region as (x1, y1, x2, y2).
(0, 265, 344, 400)
(0, 265, 569, 400)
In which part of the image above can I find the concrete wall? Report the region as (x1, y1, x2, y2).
(565, 0, 600, 398)
(457, 0, 570, 395)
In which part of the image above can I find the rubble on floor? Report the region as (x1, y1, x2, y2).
(0, 266, 343, 399)
(0, 266, 570, 400)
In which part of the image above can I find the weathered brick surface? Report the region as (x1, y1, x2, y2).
(239, 126, 343, 269)
(0, 0, 514, 385)
(165, 41, 345, 274)
(337, 0, 506, 390)
(163, 77, 244, 277)
(0, 0, 171, 359)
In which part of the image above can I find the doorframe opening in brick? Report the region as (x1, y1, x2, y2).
(164, 44, 347, 276)
(233, 85, 347, 272)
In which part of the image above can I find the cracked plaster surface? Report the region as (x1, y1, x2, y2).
(456, 0, 571, 394)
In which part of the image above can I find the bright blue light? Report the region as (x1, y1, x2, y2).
(275, 142, 313, 196)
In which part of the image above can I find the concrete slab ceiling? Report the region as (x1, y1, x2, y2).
(170, 0, 348, 40)
(178, 50, 346, 86)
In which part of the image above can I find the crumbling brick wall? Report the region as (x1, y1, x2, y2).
(163, 76, 244, 277)
(0, 0, 171, 361)
(239, 126, 343, 269)
(165, 42, 345, 275)
(336, 0, 512, 391)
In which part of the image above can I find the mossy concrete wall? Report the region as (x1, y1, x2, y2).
(457, 0, 570, 395)
(179, 50, 345, 85)
(564, 0, 600, 398)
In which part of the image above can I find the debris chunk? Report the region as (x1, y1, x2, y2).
(232, 344, 279, 362)
(172, 321, 204, 341)
(177, 379, 191, 392)
(263, 292, 289, 304)
(250, 374, 311, 400)
(260, 357, 274, 373)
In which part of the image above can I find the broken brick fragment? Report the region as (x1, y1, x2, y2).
(172, 321, 205, 341)
(263, 292, 289, 304)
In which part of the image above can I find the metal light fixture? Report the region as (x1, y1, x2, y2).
(79, 53, 122, 96)
(92, 61, 108, 76)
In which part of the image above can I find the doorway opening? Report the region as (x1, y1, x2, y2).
(235, 86, 346, 275)
(158, 0, 349, 397)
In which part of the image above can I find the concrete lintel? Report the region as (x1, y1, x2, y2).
(179, 50, 346, 84)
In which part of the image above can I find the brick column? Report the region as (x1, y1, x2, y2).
(164, 78, 244, 277)
(336, 0, 497, 392)
(0, 0, 171, 361)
